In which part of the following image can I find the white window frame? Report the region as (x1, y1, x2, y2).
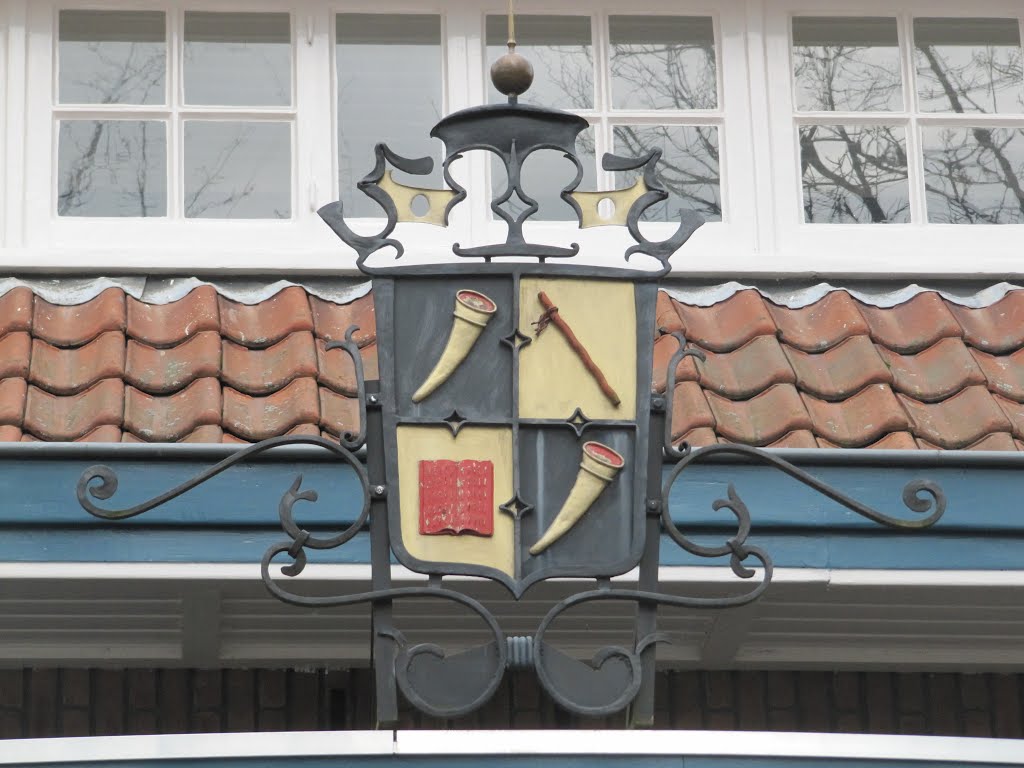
(1, 0, 1021, 275)
(762, 0, 1024, 275)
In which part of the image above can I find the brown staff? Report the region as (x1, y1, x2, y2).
(534, 291, 621, 406)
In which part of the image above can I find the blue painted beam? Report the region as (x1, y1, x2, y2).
(1, 445, 1021, 569)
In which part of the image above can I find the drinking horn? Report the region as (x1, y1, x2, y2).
(412, 289, 497, 403)
(530, 441, 625, 555)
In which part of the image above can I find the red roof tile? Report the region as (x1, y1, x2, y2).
(654, 291, 684, 334)
(877, 337, 985, 403)
(219, 286, 313, 349)
(802, 384, 909, 448)
(767, 292, 869, 353)
(947, 291, 1024, 354)
(898, 386, 1012, 449)
(0, 284, 1022, 451)
(672, 290, 776, 353)
(30, 331, 126, 395)
(706, 383, 812, 446)
(127, 285, 220, 347)
(33, 288, 125, 348)
(784, 335, 891, 401)
(125, 332, 222, 394)
(858, 293, 961, 354)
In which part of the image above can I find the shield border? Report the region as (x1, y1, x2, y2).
(373, 267, 659, 598)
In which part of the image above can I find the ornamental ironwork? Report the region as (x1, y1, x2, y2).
(76, 20, 946, 726)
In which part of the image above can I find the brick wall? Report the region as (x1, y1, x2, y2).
(1, 669, 1022, 738)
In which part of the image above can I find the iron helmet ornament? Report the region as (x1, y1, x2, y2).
(77, 16, 947, 726)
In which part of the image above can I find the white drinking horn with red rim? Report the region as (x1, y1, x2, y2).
(530, 441, 625, 555)
(412, 289, 498, 403)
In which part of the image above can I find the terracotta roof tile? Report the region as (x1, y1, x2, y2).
(802, 384, 909, 448)
(669, 381, 716, 440)
(320, 387, 361, 440)
(78, 425, 123, 443)
(29, 331, 126, 395)
(651, 334, 700, 394)
(857, 293, 961, 354)
(124, 378, 222, 442)
(655, 292, 684, 334)
(784, 335, 892, 401)
(767, 292, 869, 353)
(24, 379, 123, 440)
(672, 290, 776, 353)
(898, 385, 1012, 449)
(0, 425, 22, 441)
(219, 286, 313, 349)
(818, 430, 919, 450)
(32, 288, 125, 348)
(125, 332, 222, 394)
(994, 394, 1024, 440)
(964, 432, 1019, 451)
(0, 332, 31, 379)
(970, 347, 1024, 402)
(0, 287, 34, 336)
(181, 425, 225, 443)
(222, 377, 320, 441)
(696, 336, 795, 399)
(222, 331, 317, 395)
(706, 384, 812, 446)
(126, 285, 220, 347)
(678, 427, 718, 448)
(947, 291, 1024, 354)
(310, 293, 376, 346)
(767, 429, 818, 448)
(877, 337, 985, 403)
(0, 378, 28, 426)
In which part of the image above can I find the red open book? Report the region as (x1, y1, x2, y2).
(418, 459, 494, 536)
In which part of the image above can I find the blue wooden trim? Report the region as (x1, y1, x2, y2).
(1, 452, 1021, 569)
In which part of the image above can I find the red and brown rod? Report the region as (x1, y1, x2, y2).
(536, 291, 621, 407)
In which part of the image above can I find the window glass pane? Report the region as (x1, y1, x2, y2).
(486, 15, 593, 109)
(58, 120, 166, 217)
(184, 121, 291, 219)
(799, 124, 909, 223)
(337, 14, 442, 217)
(58, 11, 165, 105)
(489, 127, 597, 221)
(923, 126, 1024, 223)
(914, 18, 1024, 114)
(792, 17, 903, 111)
(613, 125, 722, 222)
(609, 16, 717, 110)
(184, 12, 291, 106)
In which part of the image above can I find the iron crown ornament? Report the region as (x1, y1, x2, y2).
(76, 38, 947, 726)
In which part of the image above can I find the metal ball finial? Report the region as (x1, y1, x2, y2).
(491, 48, 534, 99)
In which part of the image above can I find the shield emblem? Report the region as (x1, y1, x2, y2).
(375, 271, 658, 597)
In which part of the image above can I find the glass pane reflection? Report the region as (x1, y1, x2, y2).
(58, 11, 165, 105)
(184, 121, 291, 219)
(613, 125, 722, 222)
(923, 126, 1024, 223)
(184, 12, 291, 106)
(609, 16, 717, 110)
(792, 17, 903, 112)
(486, 15, 593, 109)
(799, 124, 909, 223)
(914, 18, 1024, 114)
(337, 14, 443, 218)
(58, 120, 167, 217)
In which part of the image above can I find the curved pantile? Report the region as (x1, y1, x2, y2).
(124, 378, 222, 442)
(877, 337, 985, 403)
(802, 384, 909, 448)
(310, 293, 376, 346)
(219, 286, 313, 349)
(23, 379, 123, 441)
(784, 335, 891, 401)
(994, 394, 1024, 440)
(946, 290, 1024, 355)
(697, 335, 795, 400)
(858, 292, 961, 354)
(222, 377, 320, 441)
(767, 292, 869, 353)
(221, 331, 317, 395)
(898, 385, 1012, 449)
(32, 288, 125, 348)
(30, 331, 126, 395)
(671, 290, 776, 353)
(320, 386, 361, 439)
(706, 383, 812, 446)
(127, 285, 220, 347)
(0, 287, 33, 337)
(669, 381, 716, 440)
(126, 332, 222, 394)
(0, 378, 28, 427)
(970, 347, 1024, 403)
(317, 339, 380, 396)
(0, 332, 31, 379)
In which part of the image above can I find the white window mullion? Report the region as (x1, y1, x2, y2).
(23, 0, 51, 246)
(296, 8, 332, 218)
(899, 12, 927, 224)
(744, 0, 774, 252)
(446, 6, 482, 247)
(169, 5, 181, 220)
(592, 11, 613, 191)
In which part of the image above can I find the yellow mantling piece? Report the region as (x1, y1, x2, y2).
(396, 425, 514, 578)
